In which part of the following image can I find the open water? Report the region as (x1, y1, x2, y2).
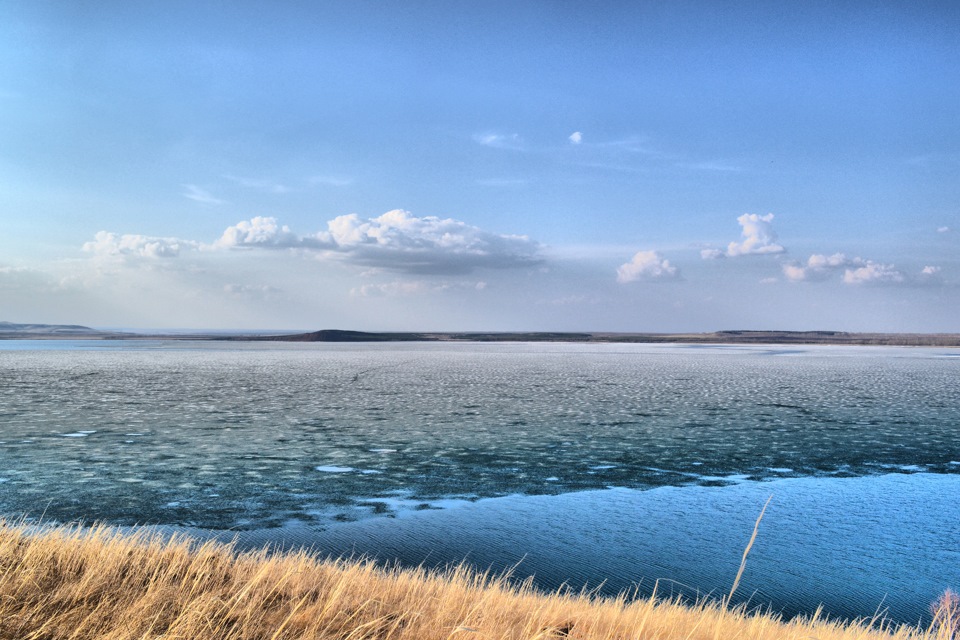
(0, 340, 957, 623)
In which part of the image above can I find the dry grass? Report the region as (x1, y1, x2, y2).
(0, 519, 952, 640)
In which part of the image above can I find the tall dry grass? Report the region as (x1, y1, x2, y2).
(0, 519, 952, 640)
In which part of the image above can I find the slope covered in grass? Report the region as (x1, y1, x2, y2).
(0, 521, 953, 640)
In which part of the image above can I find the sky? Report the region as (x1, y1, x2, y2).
(1, 1, 958, 332)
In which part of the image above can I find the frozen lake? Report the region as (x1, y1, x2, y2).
(1, 340, 958, 622)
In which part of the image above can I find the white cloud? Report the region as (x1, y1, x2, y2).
(473, 132, 524, 150)
(182, 184, 224, 205)
(938, 226, 951, 233)
(782, 253, 856, 282)
(616, 250, 679, 283)
(701, 213, 785, 259)
(806, 253, 851, 270)
(213, 210, 540, 274)
(84, 211, 539, 275)
(725, 213, 785, 257)
(842, 261, 904, 285)
(83, 231, 198, 259)
(214, 216, 325, 250)
(917, 266, 946, 287)
(318, 209, 540, 274)
(785, 253, 915, 286)
(569, 131, 582, 144)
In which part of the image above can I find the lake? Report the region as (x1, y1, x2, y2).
(1, 340, 957, 623)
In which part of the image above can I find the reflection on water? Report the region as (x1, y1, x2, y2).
(1, 341, 958, 622)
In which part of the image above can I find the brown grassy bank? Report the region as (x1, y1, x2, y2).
(0, 520, 954, 640)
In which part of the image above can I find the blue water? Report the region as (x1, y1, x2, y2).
(1, 341, 958, 623)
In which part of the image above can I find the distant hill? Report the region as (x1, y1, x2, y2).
(237, 329, 960, 346)
(0, 321, 103, 336)
(247, 330, 432, 342)
(4, 324, 959, 346)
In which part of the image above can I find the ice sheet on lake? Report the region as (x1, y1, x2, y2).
(1, 342, 958, 623)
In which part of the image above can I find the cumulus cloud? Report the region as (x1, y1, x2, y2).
(700, 248, 725, 260)
(83, 231, 198, 259)
(212, 211, 540, 274)
(725, 213, 785, 257)
(782, 253, 855, 282)
(569, 131, 582, 144)
(182, 184, 224, 205)
(616, 250, 679, 283)
(703, 213, 785, 259)
(214, 216, 328, 250)
(783, 253, 907, 286)
(320, 210, 540, 273)
(918, 265, 945, 286)
(843, 261, 904, 285)
(84, 211, 541, 275)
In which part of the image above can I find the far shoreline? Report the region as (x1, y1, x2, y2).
(3, 327, 960, 347)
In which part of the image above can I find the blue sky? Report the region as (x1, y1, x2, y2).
(1, 1, 958, 331)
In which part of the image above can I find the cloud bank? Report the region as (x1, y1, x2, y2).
(86, 210, 541, 275)
(782, 253, 907, 285)
(83, 232, 199, 259)
(320, 210, 540, 273)
(215, 216, 323, 250)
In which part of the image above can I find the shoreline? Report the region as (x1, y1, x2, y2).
(14, 472, 960, 626)
(2, 329, 960, 347)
